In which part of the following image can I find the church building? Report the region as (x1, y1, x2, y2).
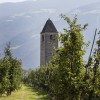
(40, 19, 58, 66)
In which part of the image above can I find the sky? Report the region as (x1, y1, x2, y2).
(0, 0, 100, 12)
(0, 0, 26, 3)
(0, 0, 99, 4)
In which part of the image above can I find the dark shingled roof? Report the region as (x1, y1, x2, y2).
(41, 19, 58, 33)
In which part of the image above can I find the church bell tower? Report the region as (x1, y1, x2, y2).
(40, 19, 58, 66)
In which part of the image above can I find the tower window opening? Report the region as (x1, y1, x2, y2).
(42, 35, 44, 41)
(50, 35, 55, 40)
(50, 35, 53, 40)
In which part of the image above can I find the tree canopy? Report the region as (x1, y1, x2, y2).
(24, 16, 100, 100)
(0, 43, 22, 96)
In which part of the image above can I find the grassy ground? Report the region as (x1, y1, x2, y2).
(0, 84, 51, 100)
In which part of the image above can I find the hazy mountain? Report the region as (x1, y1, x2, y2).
(67, 3, 100, 60)
(0, 1, 100, 69)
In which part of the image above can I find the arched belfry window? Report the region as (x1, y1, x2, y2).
(42, 35, 44, 41)
(50, 35, 56, 40)
(50, 35, 53, 40)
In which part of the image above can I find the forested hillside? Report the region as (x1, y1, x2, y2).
(0, 1, 100, 69)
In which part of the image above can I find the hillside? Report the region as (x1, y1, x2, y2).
(0, 1, 100, 69)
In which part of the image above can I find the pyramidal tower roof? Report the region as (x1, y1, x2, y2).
(41, 19, 58, 33)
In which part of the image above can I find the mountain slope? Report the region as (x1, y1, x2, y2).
(0, 1, 100, 69)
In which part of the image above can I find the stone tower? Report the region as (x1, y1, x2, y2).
(40, 19, 58, 66)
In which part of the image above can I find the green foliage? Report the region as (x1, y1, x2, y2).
(25, 16, 100, 100)
(0, 43, 22, 96)
(49, 15, 87, 99)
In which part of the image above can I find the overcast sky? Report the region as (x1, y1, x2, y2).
(0, 0, 99, 12)
(0, 0, 99, 4)
(0, 0, 26, 3)
(0, 0, 99, 11)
